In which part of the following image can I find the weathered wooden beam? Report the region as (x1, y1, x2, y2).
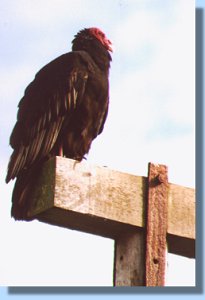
(28, 156, 195, 258)
(145, 163, 168, 286)
(114, 230, 145, 286)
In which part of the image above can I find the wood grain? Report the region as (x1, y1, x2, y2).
(114, 230, 145, 286)
(145, 163, 168, 286)
(29, 156, 195, 258)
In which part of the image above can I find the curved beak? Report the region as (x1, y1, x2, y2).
(107, 39, 113, 52)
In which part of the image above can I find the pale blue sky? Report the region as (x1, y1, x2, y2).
(0, 0, 197, 291)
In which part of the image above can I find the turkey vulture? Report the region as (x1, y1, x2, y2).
(6, 27, 112, 220)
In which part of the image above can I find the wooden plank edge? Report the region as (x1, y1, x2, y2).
(29, 157, 195, 241)
(35, 206, 195, 258)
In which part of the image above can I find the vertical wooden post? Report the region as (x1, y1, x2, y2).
(145, 163, 168, 286)
(114, 230, 145, 286)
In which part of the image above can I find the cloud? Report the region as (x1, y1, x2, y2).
(3, 0, 88, 25)
(0, 0, 195, 286)
(110, 0, 194, 132)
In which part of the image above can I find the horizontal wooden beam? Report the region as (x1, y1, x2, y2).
(28, 156, 195, 258)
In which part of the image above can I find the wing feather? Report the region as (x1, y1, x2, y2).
(6, 53, 89, 183)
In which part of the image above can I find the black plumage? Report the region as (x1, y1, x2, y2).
(6, 27, 112, 220)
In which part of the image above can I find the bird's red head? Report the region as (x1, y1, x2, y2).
(88, 27, 113, 52)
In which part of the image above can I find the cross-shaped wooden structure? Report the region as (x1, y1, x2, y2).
(27, 156, 195, 286)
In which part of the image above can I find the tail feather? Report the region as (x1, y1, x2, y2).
(11, 164, 43, 220)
